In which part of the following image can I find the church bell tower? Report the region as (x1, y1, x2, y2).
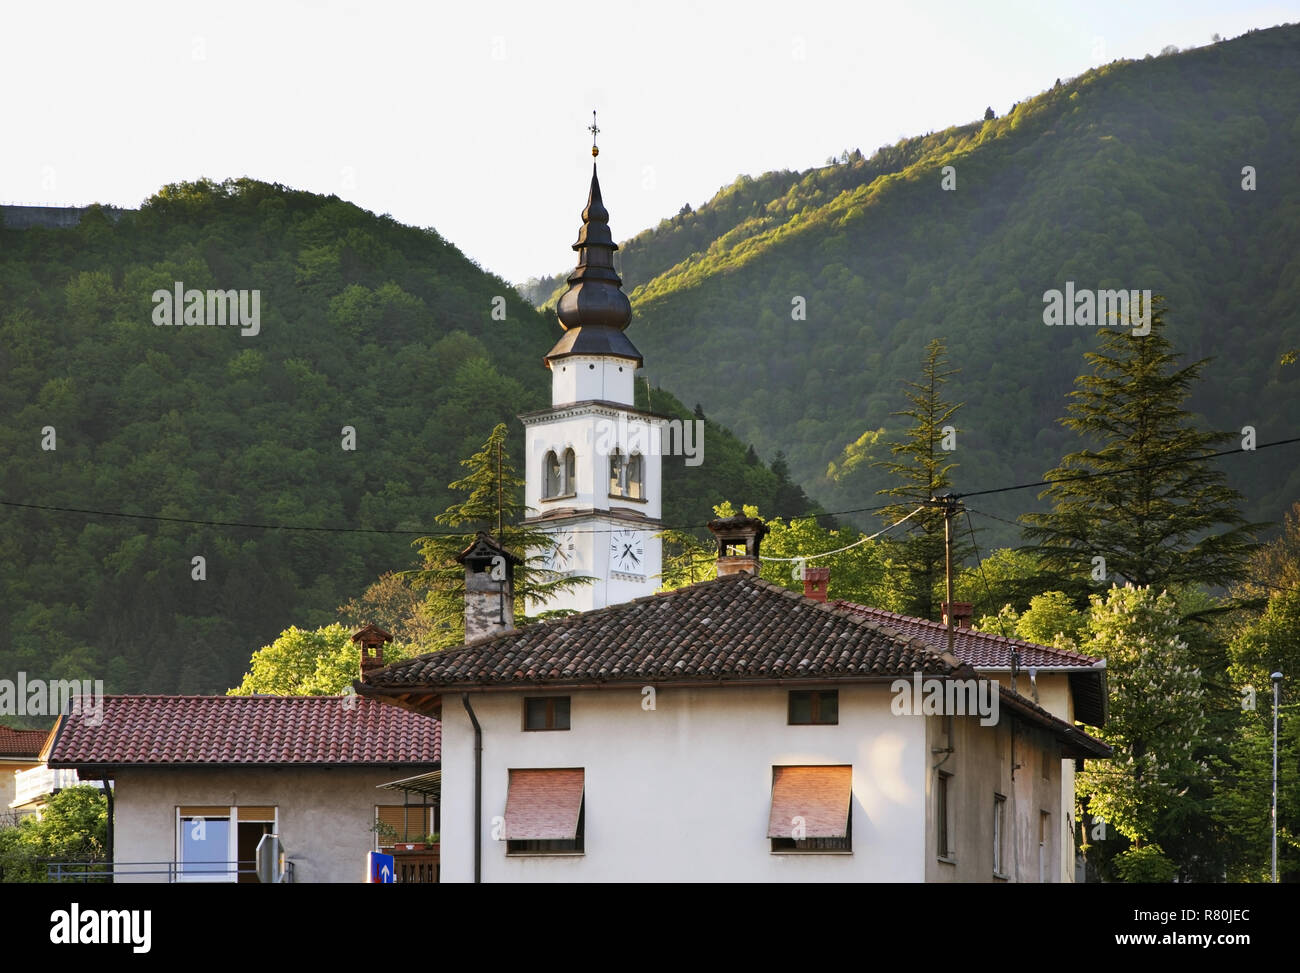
(523, 115, 663, 614)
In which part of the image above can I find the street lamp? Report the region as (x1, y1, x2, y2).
(1272, 671, 1283, 885)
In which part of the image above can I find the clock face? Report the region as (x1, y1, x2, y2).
(609, 528, 644, 574)
(546, 530, 575, 571)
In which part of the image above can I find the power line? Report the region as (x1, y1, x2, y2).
(954, 436, 1300, 500)
(0, 496, 900, 538)
(2, 435, 1295, 539)
(965, 507, 1300, 600)
(759, 504, 926, 562)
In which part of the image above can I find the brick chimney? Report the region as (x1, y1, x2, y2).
(941, 601, 974, 629)
(803, 566, 830, 602)
(352, 624, 393, 677)
(456, 531, 523, 642)
(707, 515, 769, 577)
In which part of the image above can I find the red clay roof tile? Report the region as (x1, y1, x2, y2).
(47, 695, 438, 769)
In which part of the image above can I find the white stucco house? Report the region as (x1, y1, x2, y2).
(358, 520, 1111, 883)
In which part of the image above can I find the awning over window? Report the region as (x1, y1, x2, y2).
(767, 765, 852, 839)
(504, 769, 584, 841)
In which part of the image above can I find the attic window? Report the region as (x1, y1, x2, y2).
(788, 690, 838, 725)
(524, 696, 570, 731)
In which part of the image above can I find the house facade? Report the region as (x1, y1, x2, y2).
(47, 693, 439, 883)
(829, 596, 1107, 880)
(359, 521, 1109, 883)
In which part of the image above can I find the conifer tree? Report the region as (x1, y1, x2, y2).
(874, 338, 968, 618)
(1023, 299, 1258, 591)
(408, 423, 592, 646)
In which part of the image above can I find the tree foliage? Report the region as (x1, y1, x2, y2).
(405, 422, 594, 643)
(227, 623, 419, 695)
(873, 338, 970, 618)
(0, 179, 813, 693)
(0, 785, 108, 883)
(1076, 586, 1210, 875)
(1023, 301, 1259, 592)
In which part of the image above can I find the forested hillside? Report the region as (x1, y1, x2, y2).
(525, 26, 1300, 543)
(0, 180, 812, 694)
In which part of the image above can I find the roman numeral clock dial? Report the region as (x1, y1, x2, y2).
(545, 530, 575, 571)
(610, 528, 644, 576)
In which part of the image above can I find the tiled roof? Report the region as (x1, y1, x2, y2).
(830, 601, 1103, 669)
(48, 696, 439, 770)
(0, 725, 50, 759)
(362, 573, 968, 692)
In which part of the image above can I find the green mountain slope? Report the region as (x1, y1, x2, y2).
(0, 179, 813, 694)
(529, 26, 1300, 544)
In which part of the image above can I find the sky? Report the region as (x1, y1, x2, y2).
(2, 0, 1295, 284)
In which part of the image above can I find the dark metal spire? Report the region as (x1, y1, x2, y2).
(546, 118, 641, 364)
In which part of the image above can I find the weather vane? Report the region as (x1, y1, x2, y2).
(589, 109, 600, 158)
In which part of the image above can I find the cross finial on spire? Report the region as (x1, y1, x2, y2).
(589, 109, 600, 158)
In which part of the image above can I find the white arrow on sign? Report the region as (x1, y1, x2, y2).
(381, 865, 391, 882)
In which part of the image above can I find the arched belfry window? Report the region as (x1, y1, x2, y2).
(626, 452, 644, 500)
(609, 449, 626, 497)
(562, 448, 576, 496)
(543, 451, 561, 499)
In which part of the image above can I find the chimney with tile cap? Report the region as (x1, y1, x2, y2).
(802, 566, 830, 602)
(352, 624, 393, 678)
(456, 531, 524, 641)
(707, 515, 769, 577)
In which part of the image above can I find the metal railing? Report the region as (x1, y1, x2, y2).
(44, 860, 295, 883)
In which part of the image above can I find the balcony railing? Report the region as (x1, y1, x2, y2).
(44, 860, 296, 883)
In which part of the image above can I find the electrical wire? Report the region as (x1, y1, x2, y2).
(1, 435, 1295, 538)
(758, 504, 926, 562)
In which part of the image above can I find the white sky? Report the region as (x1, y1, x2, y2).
(3, 0, 1294, 283)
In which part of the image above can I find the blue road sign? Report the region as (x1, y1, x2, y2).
(368, 851, 395, 884)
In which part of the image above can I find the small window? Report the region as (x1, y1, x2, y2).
(788, 690, 838, 725)
(993, 794, 1007, 877)
(626, 452, 644, 499)
(543, 451, 561, 499)
(562, 448, 575, 495)
(524, 696, 571, 731)
(608, 449, 626, 497)
(936, 772, 952, 861)
(1041, 739, 1052, 780)
(1039, 810, 1051, 882)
